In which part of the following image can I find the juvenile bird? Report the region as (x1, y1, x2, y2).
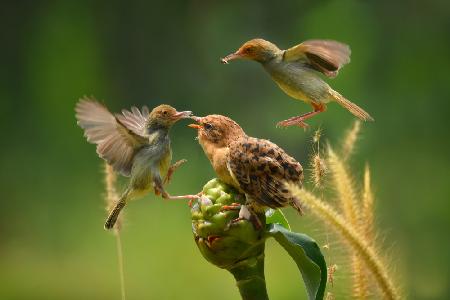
(75, 97, 197, 230)
(189, 115, 304, 227)
(221, 38, 374, 128)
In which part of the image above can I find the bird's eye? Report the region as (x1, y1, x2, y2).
(204, 123, 213, 130)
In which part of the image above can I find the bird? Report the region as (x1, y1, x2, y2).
(75, 97, 198, 230)
(188, 114, 304, 228)
(221, 38, 374, 128)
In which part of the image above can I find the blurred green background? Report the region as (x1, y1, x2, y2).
(1, 1, 449, 299)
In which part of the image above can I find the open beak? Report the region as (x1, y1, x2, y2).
(188, 116, 203, 130)
(188, 124, 202, 130)
(172, 110, 192, 120)
(221, 51, 241, 64)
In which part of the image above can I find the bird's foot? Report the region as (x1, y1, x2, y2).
(164, 159, 187, 185)
(188, 191, 204, 207)
(222, 204, 263, 230)
(224, 217, 245, 231)
(225, 216, 263, 230)
(276, 117, 310, 129)
(277, 106, 325, 129)
(220, 203, 242, 211)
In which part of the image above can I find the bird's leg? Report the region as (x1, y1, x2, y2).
(162, 192, 201, 200)
(276, 103, 326, 128)
(163, 159, 187, 185)
(222, 203, 263, 230)
(153, 175, 200, 201)
(221, 202, 242, 211)
(188, 191, 204, 207)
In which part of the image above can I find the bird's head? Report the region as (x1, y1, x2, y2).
(188, 115, 246, 148)
(149, 104, 192, 128)
(221, 38, 280, 64)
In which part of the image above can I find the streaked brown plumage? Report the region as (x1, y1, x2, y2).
(75, 97, 196, 229)
(189, 115, 304, 225)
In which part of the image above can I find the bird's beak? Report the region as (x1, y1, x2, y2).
(221, 51, 241, 64)
(188, 116, 203, 130)
(190, 116, 202, 122)
(188, 124, 202, 130)
(172, 111, 192, 120)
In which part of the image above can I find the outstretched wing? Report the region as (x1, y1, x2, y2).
(115, 105, 149, 137)
(284, 40, 351, 77)
(227, 137, 304, 211)
(75, 97, 148, 176)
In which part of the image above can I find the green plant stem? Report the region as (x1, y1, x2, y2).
(228, 254, 269, 300)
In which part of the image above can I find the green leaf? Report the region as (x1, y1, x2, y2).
(266, 224, 327, 300)
(265, 208, 291, 231)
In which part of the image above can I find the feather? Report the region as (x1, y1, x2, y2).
(75, 97, 148, 176)
(284, 40, 351, 77)
(227, 136, 303, 210)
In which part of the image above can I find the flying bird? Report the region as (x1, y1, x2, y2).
(221, 38, 374, 128)
(75, 97, 197, 230)
(189, 114, 304, 227)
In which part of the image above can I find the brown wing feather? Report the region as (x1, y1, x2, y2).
(284, 39, 351, 77)
(227, 137, 303, 210)
(75, 97, 148, 176)
(115, 105, 149, 136)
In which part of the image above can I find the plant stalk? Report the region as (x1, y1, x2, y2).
(228, 254, 269, 300)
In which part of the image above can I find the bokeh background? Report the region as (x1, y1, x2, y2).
(1, 1, 449, 299)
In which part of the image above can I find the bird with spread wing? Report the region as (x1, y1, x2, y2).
(221, 38, 374, 128)
(75, 97, 197, 230)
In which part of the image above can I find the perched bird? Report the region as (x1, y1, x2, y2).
(221, 38, 374, 128)
(75, 97, 197, 230)
(189, 115, 304, 227)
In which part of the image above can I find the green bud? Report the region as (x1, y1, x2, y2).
(191, 178, 266, 269)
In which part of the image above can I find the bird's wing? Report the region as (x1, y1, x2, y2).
(227, 137, 303, 209)
(75, 97, 148, 176)
(115, 105, 149, 137)
(284, 40, 351, 77)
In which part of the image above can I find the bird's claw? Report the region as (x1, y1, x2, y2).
(164, 159, 188, 185)
(220, 203, 242, 212)
(224, 217, 245, 231)
(188, 191, 204, 207)
(276, 119, 309, 129)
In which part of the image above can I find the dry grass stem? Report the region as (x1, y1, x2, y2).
(311, 154, 327, 188)
(327, 147, 360, 228)
(327, 264, 338, 287)
(288, 185, 399, 300)
(362, 164, 375, 244)
(104, 164, 119, 211)
(326, 292, 335, 300)
(352, 255, 369, 299)
(342, 120, 361, 160)
(310, 128, 327, 188)
(104, 163, 126, 300)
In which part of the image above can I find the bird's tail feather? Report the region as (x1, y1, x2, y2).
(104, 190, 129, 230)
(330, 90, 374, 121)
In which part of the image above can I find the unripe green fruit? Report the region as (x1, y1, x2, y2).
(191, 178, 266, 269)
